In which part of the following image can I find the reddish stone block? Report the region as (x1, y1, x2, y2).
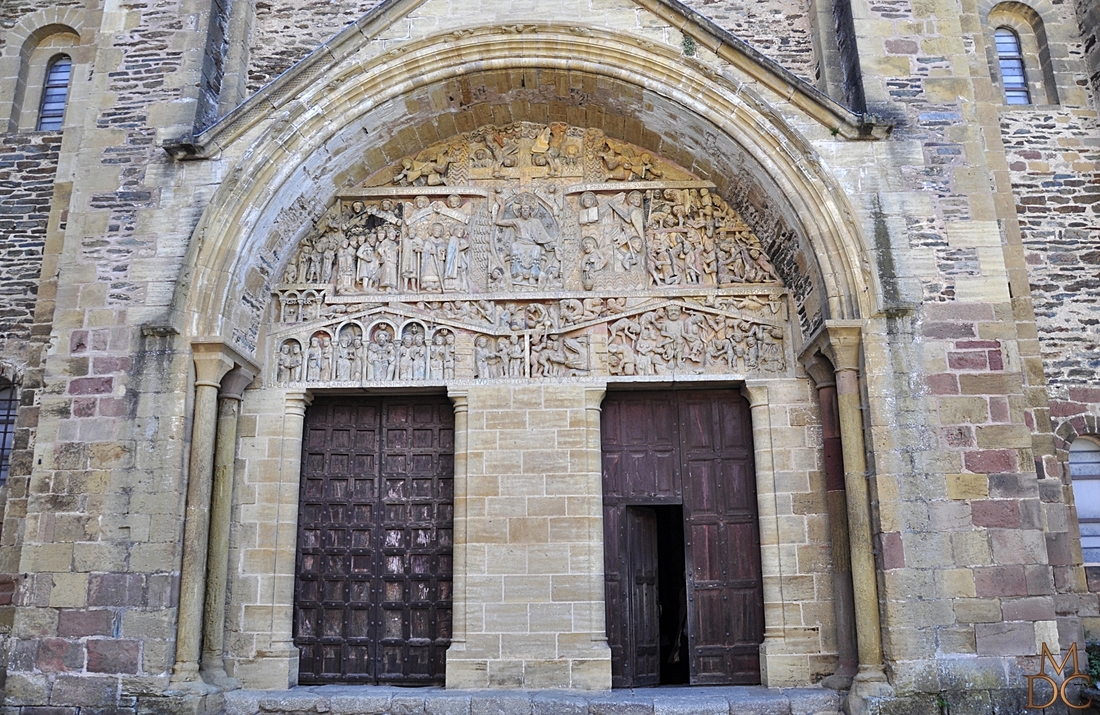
(971, 500, 1020, 528)
(37, 638, 83, 673)
(927, 373, 959, 395)
(879, 532, 905, 570)
(92, 356, 132, 374)
(975, 565, 1027, 597)
(1050, 401, 1086, 417)
(98, 397, 129, 417)
(922, 322, 976, 339)
(58, 609, 113, 637)
(987, 350, 1004, 371)
(989, 396, 1009, 423)
(1068, 387, 1100, 403)
(956, 340, 1000, 349)
(87, 639, 139, 674)
(69, 331, 89, 353)
(72, 398, 96, 418)
(948, 351, 988, 370)
(87, 573, 144, 607)
(964, 449, 1017, 474)
(69, 377, 113, 396)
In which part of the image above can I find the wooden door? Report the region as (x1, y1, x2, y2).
(602, 389, 763, 686)
(679, 391, 763, 684)
(294, 395, 454, 685)
(626, 507, 661, 686)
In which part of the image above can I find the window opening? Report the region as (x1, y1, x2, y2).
(994, 28, 1030, 105)
(0, 381, 16, 483)
(1071, 437, 1100, 564)
(37, 55, 72, 131)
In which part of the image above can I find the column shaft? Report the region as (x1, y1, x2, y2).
(171, 361, 230, 686)
(834, 368, 886, 674)
(200, 386, 245, 686)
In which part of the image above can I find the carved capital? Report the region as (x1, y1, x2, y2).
(192, 339, 262, 388)
(799, 320, 864, 375)
(801, 351, 836, 389)
(219, 366, 255, 401)
(284, 390, 312, 418)
(448, 388, 469, 413)
(584, 385, 607, 412)
(741, 381, 768, 408)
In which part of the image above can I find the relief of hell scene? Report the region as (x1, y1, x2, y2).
(271, 122, 791, 387)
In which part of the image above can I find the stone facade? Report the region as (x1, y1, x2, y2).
(0, 0, 1097, 714)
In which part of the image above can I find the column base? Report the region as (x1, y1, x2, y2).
(168, 662, 219, 693)
(844, 665, 893, 715)
(200, 662, 242, 691)
(230, 644, 299, 690)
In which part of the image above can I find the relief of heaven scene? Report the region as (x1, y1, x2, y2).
(270, 122, 791, 386)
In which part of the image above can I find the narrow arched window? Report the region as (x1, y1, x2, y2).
(994, 28, 1030, 105)
(37, 54, 72, 131)
(1071, 436, 1100, 564)
(0, 380, 16, 483)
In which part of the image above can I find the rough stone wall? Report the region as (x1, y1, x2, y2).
(0, 132, 59, 364)
(1002, 109, 1100, 404)
(1077, 0, 1100, 98)
(825, 0, 1094, 704)
(246, 0, 383, 92)
(679, 0, 816, 83)
(0, 0, 215, 708)
(244, 0, 817, 94)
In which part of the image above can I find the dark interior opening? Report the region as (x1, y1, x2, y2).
(654, 505, 689, 685)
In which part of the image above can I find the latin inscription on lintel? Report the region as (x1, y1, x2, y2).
(270, 122, 790, 385)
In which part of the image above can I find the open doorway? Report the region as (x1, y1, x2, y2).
(654, 505, 689, 685)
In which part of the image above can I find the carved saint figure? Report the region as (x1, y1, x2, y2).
(429, 333, 447, 380)
(336, 335, 353, 380)
(368, 329, 397, 380)
(306, 337, 323, 381)
(474, 336, 496, 379)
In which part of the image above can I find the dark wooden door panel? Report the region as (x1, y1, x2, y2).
(627, 507, 661, 686)
(680, 391, 763, 685)
(603, 389, 763, 687)
(295, 395, 453, 685)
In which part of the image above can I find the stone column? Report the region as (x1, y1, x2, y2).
(583, 386, 608, 652)
(741, 383, 788, 686)
(802, 353, 858, 690)
(200, 366, 254, 688)
(170, 344, 236, 690)
(820, 324, 892, 707)
(446, 389, 470, 665)
(256, 389, 311, 689)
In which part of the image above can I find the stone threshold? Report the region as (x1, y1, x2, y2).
(225, 684, 844, 715)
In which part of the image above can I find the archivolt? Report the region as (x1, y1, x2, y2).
(175, 27, 876, 360)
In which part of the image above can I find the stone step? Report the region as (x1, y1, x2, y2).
(225, 685, 844, 715)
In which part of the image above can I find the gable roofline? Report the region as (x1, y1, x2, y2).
(164, 0, 890, 160)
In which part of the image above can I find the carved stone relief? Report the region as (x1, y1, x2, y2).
(270, 122, 790, 386)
